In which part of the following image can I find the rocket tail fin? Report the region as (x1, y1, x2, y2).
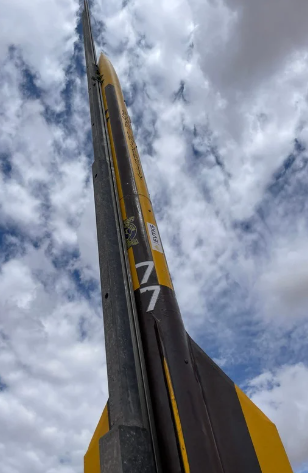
(84, 401, 110, 473)
(187, 335, 293, 473)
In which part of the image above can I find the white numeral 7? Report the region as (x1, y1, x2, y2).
(135, 261, 154, 285)
(140, 286, 160, 312)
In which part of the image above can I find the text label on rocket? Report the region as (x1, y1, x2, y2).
(147, 223, 163, 253)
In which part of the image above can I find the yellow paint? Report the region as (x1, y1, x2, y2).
(163, 358, 190, 473)
(119, 197, 126, 219)
(139, 195, 173, 290)
(235, 385, 293, 473)
(128, 247, 139, 290)
(84, 403, 110, 473)
(107, 118, 124, 203)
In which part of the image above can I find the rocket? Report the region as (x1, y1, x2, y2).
(82, 2, 293, 473)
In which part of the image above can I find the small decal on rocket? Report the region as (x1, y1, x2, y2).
(147, 223, 163, 253)
(124, 216, 138, 248)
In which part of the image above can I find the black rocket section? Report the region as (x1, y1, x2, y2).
(188, 337, 262, 473)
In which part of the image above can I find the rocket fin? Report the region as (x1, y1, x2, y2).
(84, 401, 110, 473)
(188, 335, 293, 473)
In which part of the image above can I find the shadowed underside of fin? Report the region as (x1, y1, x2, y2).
(188, 336, 293, 473)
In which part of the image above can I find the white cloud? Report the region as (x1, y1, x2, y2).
(0, 0, 79, 92)
(248, 363, 308, 470)
(191, 0, 308, 93)
(76, 191, 100, 280)
(258, 237, 308, 322)
(0, 247, 107, 473)
(0, 2, 107, 471)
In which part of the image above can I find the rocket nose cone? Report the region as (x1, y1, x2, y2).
(98, 53, 121, 90)
(98, 52, 107, 62)
(98, 52, 113, 72)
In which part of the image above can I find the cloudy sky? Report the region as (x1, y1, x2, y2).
(1, 0, 308, 471)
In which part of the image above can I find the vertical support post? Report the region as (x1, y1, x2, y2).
(82, 2, 157, 472)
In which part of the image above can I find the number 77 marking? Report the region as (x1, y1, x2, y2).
(140, 286, 160, 312)
(135, 261, 154, 285)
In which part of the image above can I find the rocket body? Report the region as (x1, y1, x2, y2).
(94, 53, 294, 473)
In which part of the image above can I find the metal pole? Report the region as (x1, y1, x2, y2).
(82, 2, 156, 471)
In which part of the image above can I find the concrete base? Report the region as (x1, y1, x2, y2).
(99, 425, 156, 473)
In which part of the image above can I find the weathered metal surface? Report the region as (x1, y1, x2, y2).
(99, 426, 155, 473)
